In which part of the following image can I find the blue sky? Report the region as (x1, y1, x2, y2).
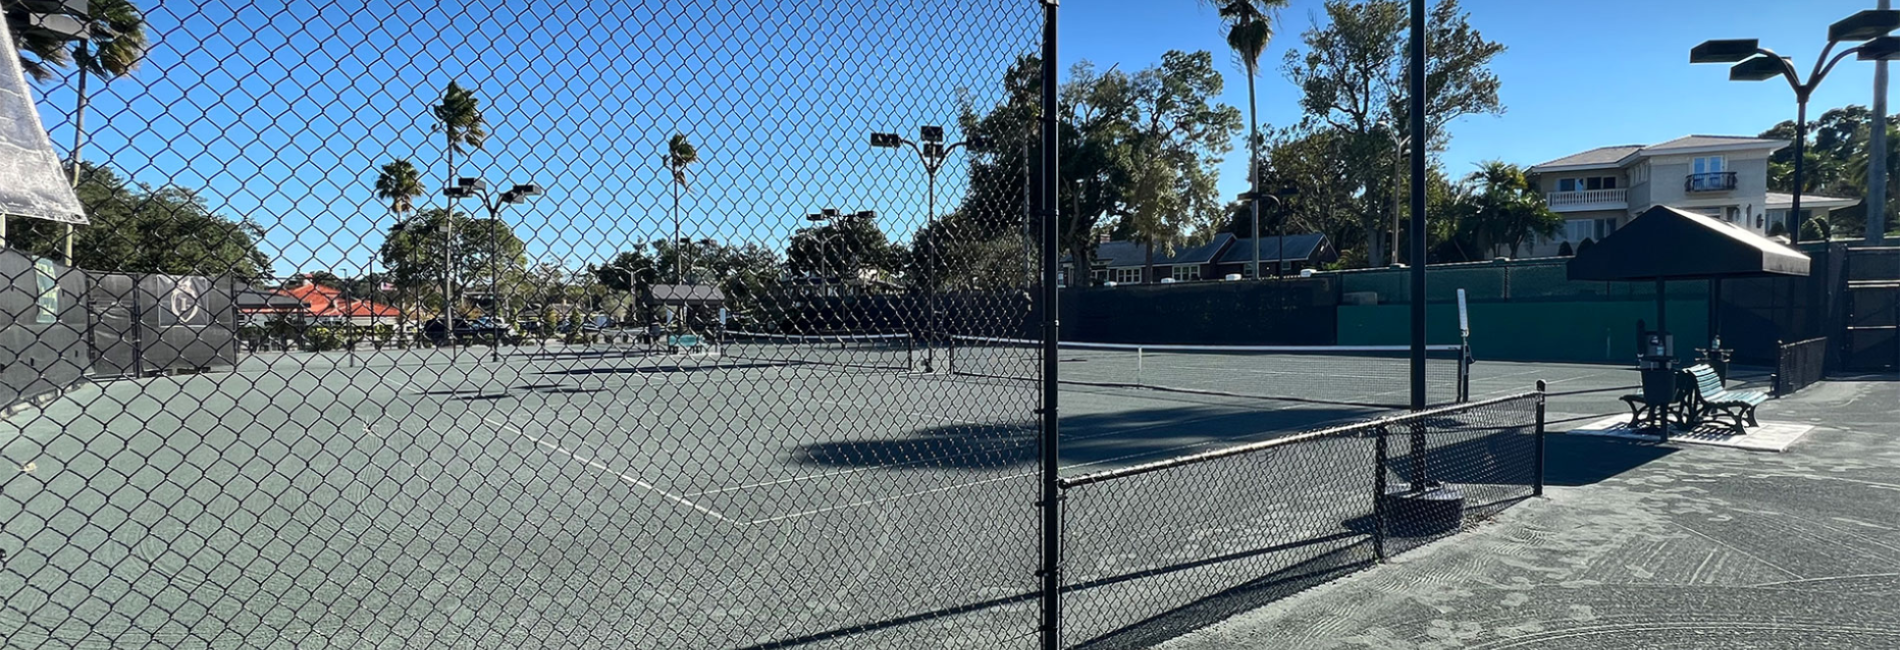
(26, 0, 1889, 278)
(1069, 0, 1887, 193)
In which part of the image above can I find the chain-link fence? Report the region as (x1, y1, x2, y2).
(3, 0, 1051, 647)
(1054, 390, 1544, 648)
(0, 0, 1559, 647)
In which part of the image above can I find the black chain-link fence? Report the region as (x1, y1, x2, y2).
(1054, 390, 1543, 648)
(3, 0, 1049, 647)
(1, 0, 1552, 647)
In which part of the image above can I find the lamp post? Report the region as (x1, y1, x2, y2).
(870, 126, 990, 372)
(445, 177, 543, 362)
(1692, 9, 1900, 243)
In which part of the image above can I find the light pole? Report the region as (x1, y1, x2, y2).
(1692, 9, 1900, 243)
(1240, 185, 1300, 278)
(870, 126, 990, 371)
(445, 177, 543, 362)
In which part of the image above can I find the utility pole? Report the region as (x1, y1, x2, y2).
(1873, 0, 1892, 245)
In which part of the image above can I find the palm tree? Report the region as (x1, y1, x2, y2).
(373, 159, 424, 215)
(9, 0, 148, 262)
(431, 81, 485, 325)
(1207, 0, 1289, 277)
(373, 159, 424, 324)
(1462, 161, 1561, 258)
(664, 133, 699, 283)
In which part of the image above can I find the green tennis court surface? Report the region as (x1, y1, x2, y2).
(0, 344, 1628, 647)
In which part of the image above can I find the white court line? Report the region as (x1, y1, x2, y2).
(480, 416, 737, 524)
(741, 472, 1032, 526)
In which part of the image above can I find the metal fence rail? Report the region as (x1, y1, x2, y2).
(1054, 389, 1545, 648)
(1775, 336, 1829, 396)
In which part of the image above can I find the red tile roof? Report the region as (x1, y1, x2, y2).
(254, 283, 400, 318)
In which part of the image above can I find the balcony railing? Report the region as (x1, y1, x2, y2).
(1685, 171, 1737, 192)
(1545, 188, 1627, 209)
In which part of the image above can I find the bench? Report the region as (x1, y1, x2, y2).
(1683, 364, 1768, 435)
(1619, 371, 1694, 431)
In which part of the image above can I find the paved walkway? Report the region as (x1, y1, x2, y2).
(1157, 375, 1900, 650)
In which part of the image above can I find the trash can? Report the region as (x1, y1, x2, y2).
(1636, 331, 1676, 435)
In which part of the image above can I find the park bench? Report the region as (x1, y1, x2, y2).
(666, 333, 704, 353)
(1619, 364, 1767, 435)
(1682, 364, 1768, 435)
(1620, 369, 1694, 431)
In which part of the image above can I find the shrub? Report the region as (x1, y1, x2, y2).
(1557, 241, 1574, 257)
(304, 327, 345, 352)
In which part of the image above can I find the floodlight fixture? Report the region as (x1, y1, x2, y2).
(920, 125, 944, 143)
(923, 142, 945, 160)
(1730, 55, 1790, 82)
(1689, 39, 1762, 64)
(1831, 9, 1900, 42)
(456, 177, 486, 191)
(966, 135, 993, 152)
(1860, 36, 1900, 61)
(869, 132, 902, 148)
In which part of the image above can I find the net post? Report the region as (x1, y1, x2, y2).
(1372, 424, 1390, 562)
(1534, 380, 1547, 497)
(1458, 338, 1471, 403)
(1136, 346, 1143, 387)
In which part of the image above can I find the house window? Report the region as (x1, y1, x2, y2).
(1172, 265, 1201, 281)
(1693, 156, 1725, 175)
(1634, 162, 1649, 184)
(1559, 176, 1618, 192)
(1725, 207, 1740, 223)
(1111, 268, 1142, 284)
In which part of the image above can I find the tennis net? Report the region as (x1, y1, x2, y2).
(722, 331, 915, 372)
(948, 335, 1469, 408)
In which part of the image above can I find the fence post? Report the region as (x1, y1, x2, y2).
(1372, 425, 1389, 562)
(130, 278, 145, 377)
(1534, 380, 1547, 497)
(1037, 2, 1063, 648)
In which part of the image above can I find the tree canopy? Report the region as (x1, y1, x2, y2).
(9, 163, 269, 276)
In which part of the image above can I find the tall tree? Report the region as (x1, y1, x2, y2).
(372, 159, 425, 320)
(430, 81, 486, 318)
(1282, 0, 1504, 266)
(9, 0, 149, 261)
(9, 163, 269, 276)
(664, 133, 700, 283)
(372, 159, 424, 215)
(1206, 0, 1290, 277)
(377, 207, 525, 315)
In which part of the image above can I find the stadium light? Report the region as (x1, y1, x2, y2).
(1691, 10, 1900, 243)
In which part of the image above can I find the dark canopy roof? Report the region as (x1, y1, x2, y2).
(1568, 205, 1810, 281)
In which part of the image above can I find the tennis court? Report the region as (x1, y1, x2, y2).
(0, 337, 1617, 648)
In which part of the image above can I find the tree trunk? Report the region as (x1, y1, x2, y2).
(1144, 239, 1154, 284)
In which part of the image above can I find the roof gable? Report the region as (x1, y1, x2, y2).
(1214, 234, 1330, 264)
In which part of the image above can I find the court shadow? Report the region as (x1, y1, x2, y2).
(1070, 540, 1376, 650)
(1541, 434, 1677, 487)
(790, 405, 1381, 471)
(536, 362, 778, 375)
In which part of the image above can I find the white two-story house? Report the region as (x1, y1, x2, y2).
(1526, 135, 1859, 258)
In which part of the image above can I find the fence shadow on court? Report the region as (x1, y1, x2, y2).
(791, 404, 1382, 471)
